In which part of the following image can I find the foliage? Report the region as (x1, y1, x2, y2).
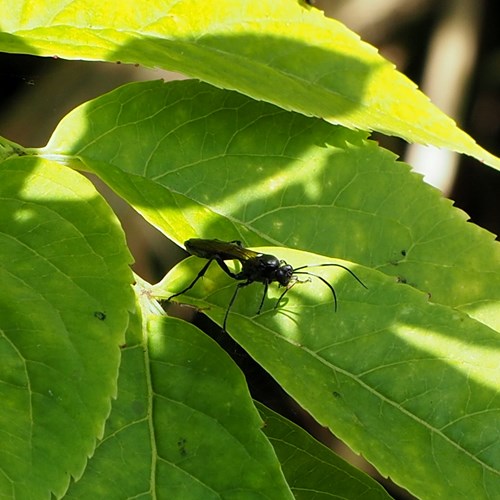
(0, 1, 499, 499)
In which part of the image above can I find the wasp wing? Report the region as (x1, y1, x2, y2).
(185, 238, 260, 262)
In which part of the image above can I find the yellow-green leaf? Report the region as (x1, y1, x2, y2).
(1, 0, 498, 169)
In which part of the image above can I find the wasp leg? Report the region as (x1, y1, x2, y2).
(223, 280, 252, 331)
(167, 259, 214, 301)
(213, 256, 239, 279)
(256, 281, 269, 315)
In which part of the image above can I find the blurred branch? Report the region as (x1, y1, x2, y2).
(404, 0, 484, 194)
(321, 0, 435, 43)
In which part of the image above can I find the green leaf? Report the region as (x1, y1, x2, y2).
(64, 300, 151, 498)
(148, 316, 293, 499)
(1, 0, 498, 169)
(256, 402, 392, 500)
(154, 248, 500, 500)
(0, 157, 134, 498)
(64, 296, 150, 498)
(42, 80, 500, 331)
(67, 311, 294, 499)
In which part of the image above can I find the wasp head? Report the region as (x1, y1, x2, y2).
(274, 261, 294, 286)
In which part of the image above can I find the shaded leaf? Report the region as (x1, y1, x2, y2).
(257, 402, 392, 500)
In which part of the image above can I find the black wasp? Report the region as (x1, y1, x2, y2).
(167, 238, 366, 330)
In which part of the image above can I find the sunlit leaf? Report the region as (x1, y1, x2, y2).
(1, 0, 498, 168)
(67, 312, 294, 498)
(0, 157, 134, 498)
(154, 247, 500, 500)
(43, 80, 500, 330)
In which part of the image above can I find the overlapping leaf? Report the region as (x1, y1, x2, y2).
(154, 248, 500, 499)
(43, 80, 500, 331)
(256, 402, 392, 500)
(66, 309, 294, 499)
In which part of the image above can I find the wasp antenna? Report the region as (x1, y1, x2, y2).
(294, 263, 367, 289)
(293, 271, 338, 311)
